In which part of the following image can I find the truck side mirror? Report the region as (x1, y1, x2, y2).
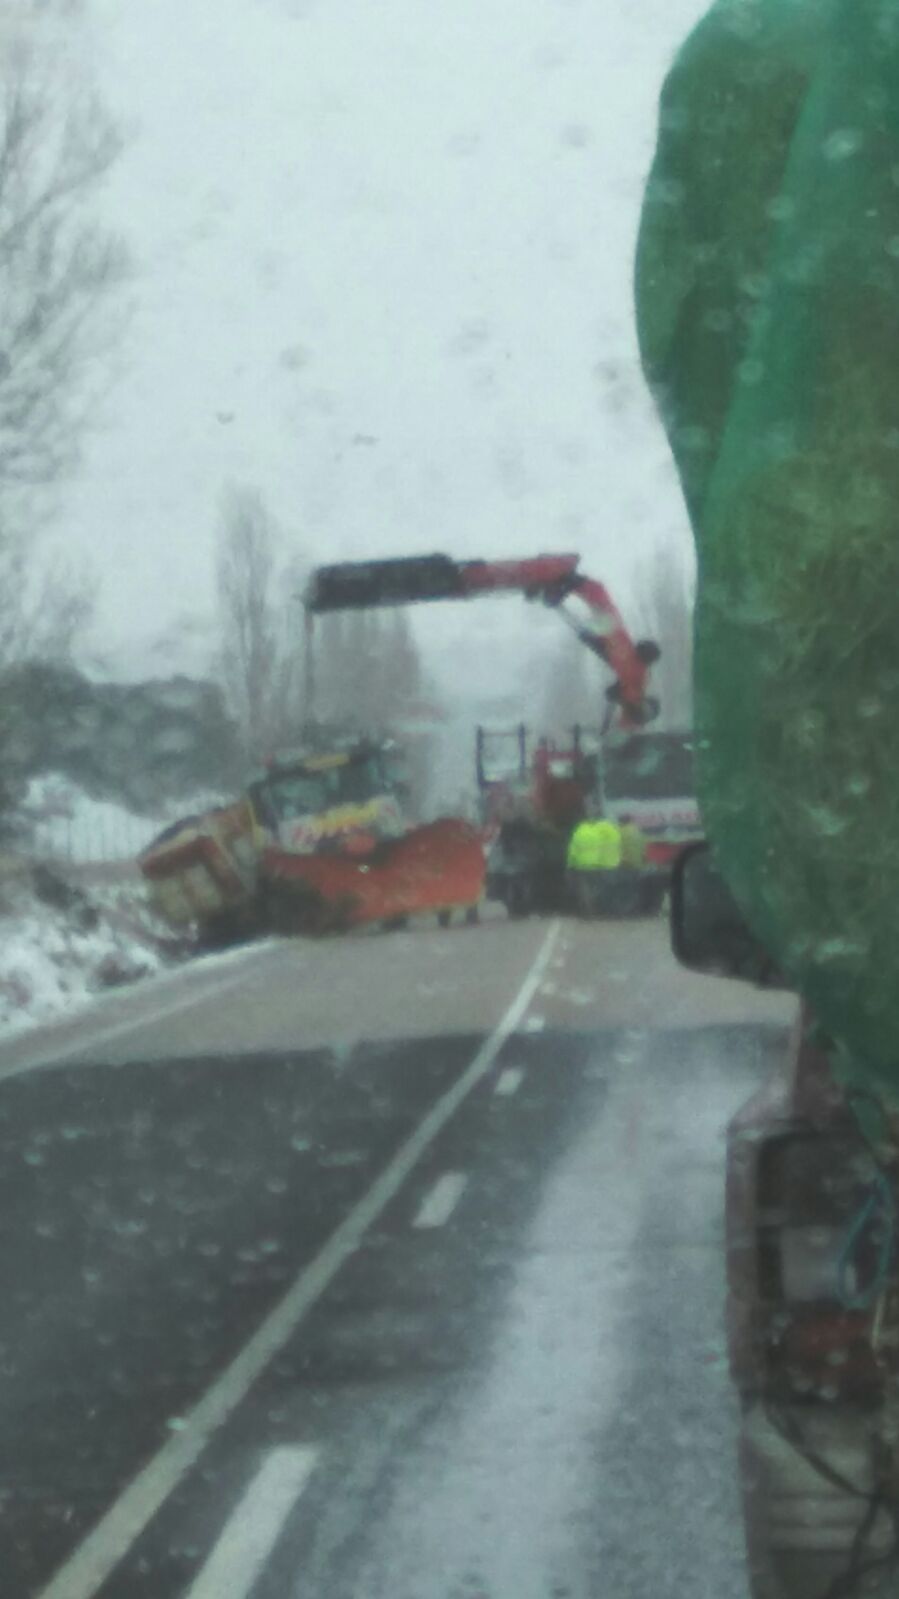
(670, 843, 791, 989)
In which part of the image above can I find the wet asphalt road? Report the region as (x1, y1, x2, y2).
(0, 916, 794, 1599)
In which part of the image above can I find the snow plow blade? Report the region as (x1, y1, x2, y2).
(261, 818, 486, 934)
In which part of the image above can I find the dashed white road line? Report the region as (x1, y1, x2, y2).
(494, 1065, 525, 1098)
(35, 917, 561, 1599)
(412, 1171, 468, 1229)
(184, 1445, 318, 1599)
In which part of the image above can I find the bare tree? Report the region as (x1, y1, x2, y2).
(313, 605, 427, 735)
(382, 608, 422, 716)
(215, 485, 306, 763)
(0, 547, 93, 663)
(541, 634, 602, 738)
(0, 9, 127, 666)
(313, 611, 351, 727)
(631, 542, 695, 730)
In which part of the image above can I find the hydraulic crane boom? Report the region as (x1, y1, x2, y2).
(304, 552, 660, 729)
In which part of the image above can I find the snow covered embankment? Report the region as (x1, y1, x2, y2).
(0, 868, 177, 1039)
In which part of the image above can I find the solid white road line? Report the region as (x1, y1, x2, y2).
(412, 1171, 468, 1229)
(36, 918, 561, 1599)
(494, 1066, 524, 1098)
(184, 1446, 318, 1599)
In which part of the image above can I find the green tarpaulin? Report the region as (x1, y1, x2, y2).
(636, 0, 899, 1102)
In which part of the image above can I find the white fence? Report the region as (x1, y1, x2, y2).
(29, 809, 161, 865)
(23, 780, 225, 866)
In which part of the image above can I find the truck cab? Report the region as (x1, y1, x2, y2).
(246, 741, 406, 858)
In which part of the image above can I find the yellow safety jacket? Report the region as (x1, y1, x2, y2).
(566, 819, 622, 872)
(620, 823, 647, 868)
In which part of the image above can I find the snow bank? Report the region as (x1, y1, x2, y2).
(0, 871, 172, 1038)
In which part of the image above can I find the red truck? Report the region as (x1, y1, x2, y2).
(671, 847, 899, 1597)
(478, 722, 701, 917)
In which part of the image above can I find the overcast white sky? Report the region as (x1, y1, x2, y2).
(60, 0, 707, 693)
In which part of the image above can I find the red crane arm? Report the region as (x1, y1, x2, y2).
(304, 552, 659, 728)
(565, 574, 659, 728)
(455, 561, 658, 727)
(454, 553, 580, 597)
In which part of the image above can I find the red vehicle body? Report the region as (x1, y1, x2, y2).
(262, 818, 485, 934)
(727, 1017, 899, 1597)
(673, 849, 899, 1596)
(475, 724, 596, 836)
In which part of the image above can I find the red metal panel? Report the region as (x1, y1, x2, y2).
(262, 819, 486, 931)
(457, 554, 580, 596)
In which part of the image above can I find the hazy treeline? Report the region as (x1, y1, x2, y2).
(214, 482, 431, 764)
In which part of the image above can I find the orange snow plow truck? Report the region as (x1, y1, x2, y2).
(139, 736, 485, 944)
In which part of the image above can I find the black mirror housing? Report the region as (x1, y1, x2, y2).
(670, 843, 792, 989)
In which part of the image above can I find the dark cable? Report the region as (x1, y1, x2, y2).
(764, 1404, 899, 1598)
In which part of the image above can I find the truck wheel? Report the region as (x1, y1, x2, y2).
(383, 915, 409, 932)
(465, 904, 480, 926)
(640, 878, 668, 916)
(198, 909, 246, 950)
(506, 882, 531, 919)
(260, 882, 312, 936)
(437, 909, 452, 928)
